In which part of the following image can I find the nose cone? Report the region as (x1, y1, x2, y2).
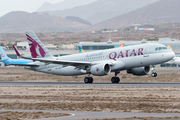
(169, 51, 175, 60)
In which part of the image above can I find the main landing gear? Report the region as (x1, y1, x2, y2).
(84, 74, 93, 83)
(151, 72, 157, 77)
(151, 65, 157, 77)
(111, 71, 120, 84)
(84, 72, 120, 84)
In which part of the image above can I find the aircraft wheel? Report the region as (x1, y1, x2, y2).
(111, 77, 116, 83)
(151, 73, 157, 77)
(84, 77, 90, 83)
(84, 77, 93, 83)
(151, 73, 155, 77)
(115, 77, 120, 83)
(89, 77, 93, 83)
(154, 73, 157, 77)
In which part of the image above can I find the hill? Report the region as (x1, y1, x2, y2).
(36, 0, 97, 12)
(0, 11, 89, 33)
(46, 0, 159, 24)
(91, 0, 180, 30)
(65, 16, 92, 26)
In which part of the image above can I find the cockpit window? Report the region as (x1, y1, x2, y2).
(155, 47, 167, 51)
(162, 47, 167, 49)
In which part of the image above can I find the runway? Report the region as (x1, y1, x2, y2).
(1, 81, 180, 87)
(1, 110, 180, 120)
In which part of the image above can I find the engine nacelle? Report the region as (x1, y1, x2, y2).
(90, 63, 111, 76)
(127, 66, 151, 76)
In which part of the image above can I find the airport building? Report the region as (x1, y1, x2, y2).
(79, 38, 180, 51)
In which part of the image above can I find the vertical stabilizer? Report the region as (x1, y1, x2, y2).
(119, 43, 124, 47)
(167, 45, 176, 57)
(26, 30, 54, 58)
(167, 45, 173, 51)
(13, 45, 20, 57)
(0, 46, 10, 61)
(78, 46, 84, 53)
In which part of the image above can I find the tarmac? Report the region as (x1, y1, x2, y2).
(1, 81, 180, 87)
(1, 110, 180, 120)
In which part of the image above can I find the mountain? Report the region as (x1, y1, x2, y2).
(91, 0, 180, 30)
(46, 0, 159, 24)
(36, 0, 97, 12)
(65, 16, 92, 26)
(0, 11, 89, 33)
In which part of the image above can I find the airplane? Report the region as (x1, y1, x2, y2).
(167, 45, 180, 65)
(0, 46, 37, 66)
(20, 30, 174, 84)
(78, 43, 125, 53)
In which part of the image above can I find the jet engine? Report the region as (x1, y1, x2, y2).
(90, 63, 111, 76)
(127, 66, 151, 76)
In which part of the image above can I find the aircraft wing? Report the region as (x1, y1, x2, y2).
(31, 58, 92, 66)
(23, 57, 115, 68)
(6, 62, 40, 66)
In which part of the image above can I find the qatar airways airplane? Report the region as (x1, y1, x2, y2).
(21, 30, 174, 84)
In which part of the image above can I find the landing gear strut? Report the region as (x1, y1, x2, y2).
(84, 74, 93, 83)
(111, 71, 120, 83)
(151, 65, 157, 77)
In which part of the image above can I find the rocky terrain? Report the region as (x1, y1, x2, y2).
(92, 0, 180, 30)
(0, 11, 89, 33)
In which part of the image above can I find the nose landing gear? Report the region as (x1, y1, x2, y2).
(151, 72, 157, 77)
(151, 65, 157, 77)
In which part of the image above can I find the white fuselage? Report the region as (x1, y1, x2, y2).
(170, 57, 180, 65)
(26, 43, 175, 76)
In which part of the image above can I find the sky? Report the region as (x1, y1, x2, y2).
(0, 0, 63, 17)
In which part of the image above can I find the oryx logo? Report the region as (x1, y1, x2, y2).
(26, 34, 46, 58)
(96, 67, 100, 73)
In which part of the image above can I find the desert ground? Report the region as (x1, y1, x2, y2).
(1, 86, 180, 113)
(0, 86, 180, 120)
(0, 111, 69, 120)
(1, 67, 180, 120)
(1, 67, 180, 83)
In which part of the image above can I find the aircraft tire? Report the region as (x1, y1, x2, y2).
(151, 73, 157, 77)
(89, 77, 93, 83)
(151, 73, 155, 77)
(84, 77, 90, 83)
(154, 73, 157, 77)
(111, 77, 116, 83)
(84, 77, 93, 83)
(115, 77, 120, 83)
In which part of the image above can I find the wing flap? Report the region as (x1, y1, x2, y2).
(31, 58, 92, 66)
(20, 55, 116, 68)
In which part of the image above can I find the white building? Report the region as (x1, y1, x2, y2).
(17, 41, 29, 50)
